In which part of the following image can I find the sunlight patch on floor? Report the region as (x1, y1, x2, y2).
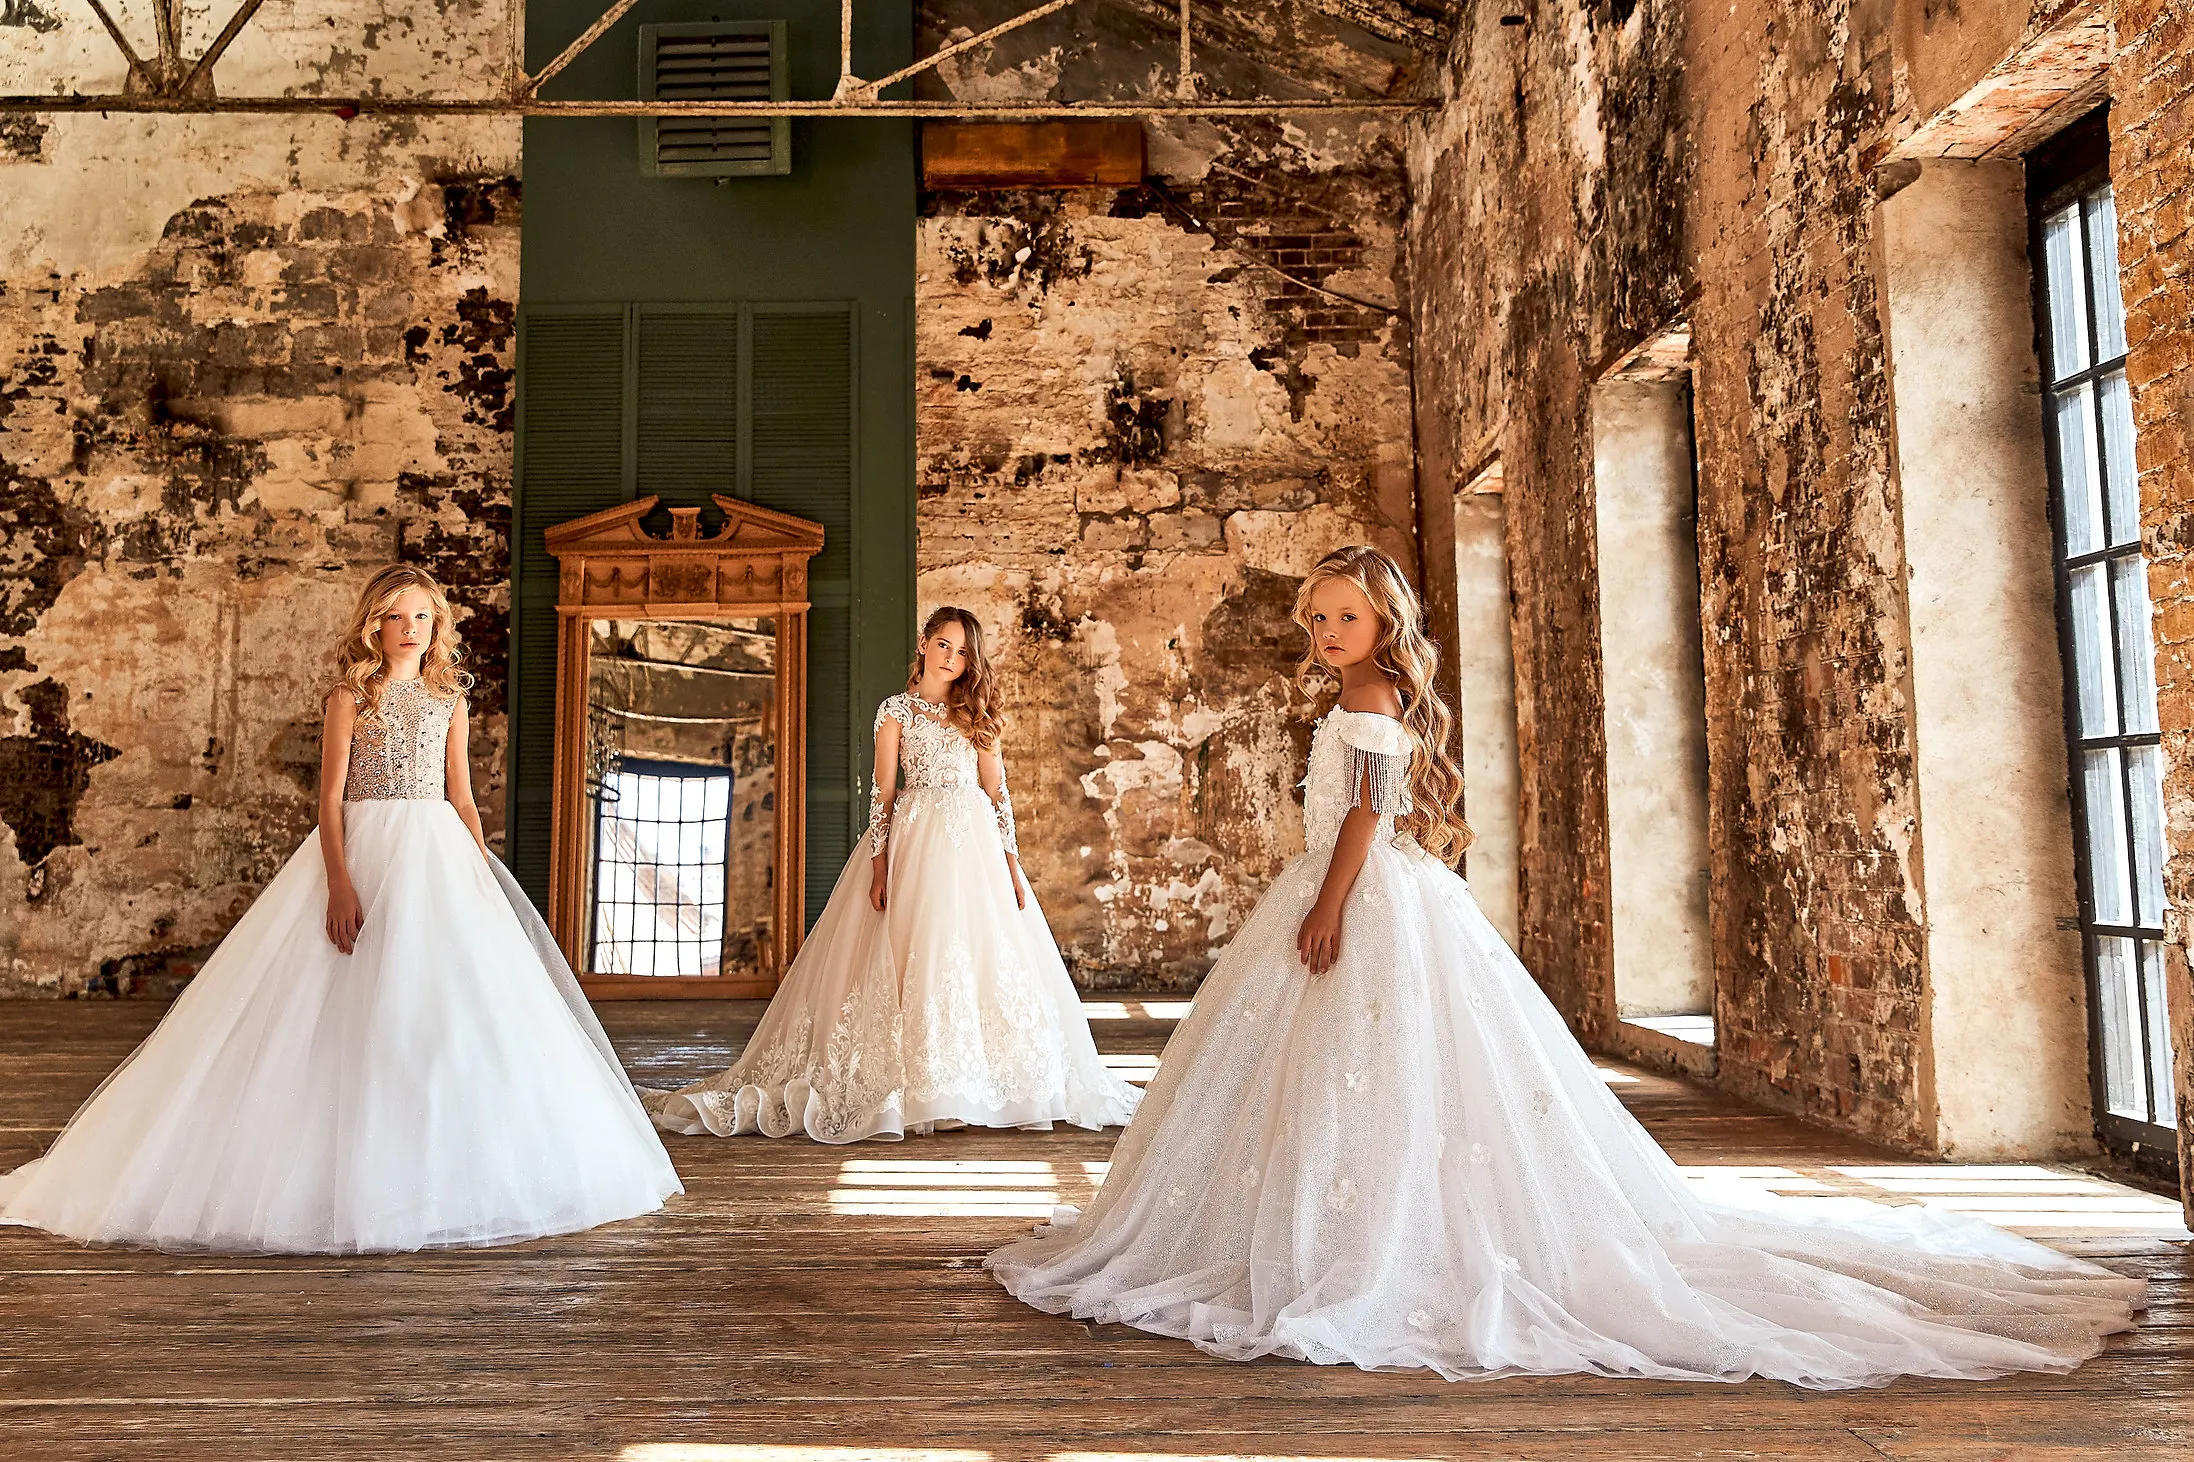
(1081, 999, 1195, 1020)
(1679, 1165, 1837, 1195)
(1672, 1162, 2190, 1239)
(829, 1159, 1066, 1217)
(1056, 1454, 1445, 1462)
(1828, 1164, 2191, 1238)
(1102, 1053, 1162, 1083)
(623, 1449, 990, 1462)
(1594, 1065, 1641, 1084)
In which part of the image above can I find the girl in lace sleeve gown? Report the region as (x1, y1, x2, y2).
(0, 566, 681, 1253)
(645, 608, 1140, 1143)
(987, 546, 2144, 1389)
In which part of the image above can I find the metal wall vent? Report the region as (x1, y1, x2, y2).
(639, 22, 790, 178)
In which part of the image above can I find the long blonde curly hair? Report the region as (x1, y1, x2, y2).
(334, 564, 472, 714)
(908, 606, 1005, 752)
(1292, 545, 1474, 866)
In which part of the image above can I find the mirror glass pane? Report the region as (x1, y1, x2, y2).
(581, 617, 777, 980)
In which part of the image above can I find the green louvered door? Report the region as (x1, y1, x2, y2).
(512, 309, 627, 900)
(751, 306, 858, 925)
(511, 302, 865, 936)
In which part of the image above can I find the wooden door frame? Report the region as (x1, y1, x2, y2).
(546, 494, 824, 998)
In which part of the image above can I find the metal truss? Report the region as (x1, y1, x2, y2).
(0, 0, 1432, 118)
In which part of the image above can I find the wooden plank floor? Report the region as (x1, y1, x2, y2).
(1, 998, 2188, 1461)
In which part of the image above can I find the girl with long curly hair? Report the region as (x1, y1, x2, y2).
(1, 565, 680, 1253)
(646, 606, 1139, 1144)
(989, 544, 2139, 1388)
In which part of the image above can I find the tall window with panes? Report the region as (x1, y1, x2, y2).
(2029, 112, 2179, 1173)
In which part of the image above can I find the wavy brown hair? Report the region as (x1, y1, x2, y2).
(1292, 545, 1474, 865)
(907, 606, 1005, 751)
(334, 564, 472, 714)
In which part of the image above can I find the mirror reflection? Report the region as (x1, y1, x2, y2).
(582, 617, 777, 981)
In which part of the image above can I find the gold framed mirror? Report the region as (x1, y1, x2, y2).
(545, 496, 824, 998)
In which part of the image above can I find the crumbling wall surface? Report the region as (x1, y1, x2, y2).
(0, 7, 517, 995)
(913, 1, 1419, 986)
(1407, 2, 1691, 1042)
(2111, 0, 2194, 1216)
(1681, 5, 1931, 1145)
(1413, 1, 1963, 1149)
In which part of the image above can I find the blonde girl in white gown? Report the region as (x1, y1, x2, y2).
(646, 607, 1140, 1143)
(988, 545, 2144, 1389)
(0, 566, 681, 1254)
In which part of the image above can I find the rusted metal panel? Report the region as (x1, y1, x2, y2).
(922, 121, 1146, 188)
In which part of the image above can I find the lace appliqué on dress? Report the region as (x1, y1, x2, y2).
(992, 758, 1020, 858)
(344, 680, 457, 801)
(867, 694, 1020, 859)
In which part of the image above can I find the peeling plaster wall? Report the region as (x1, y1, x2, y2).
(1408, 0, 2141, 1154)
(1413, 0, 2194, 1183)
(0, 6, 518, 995)
(913, 1, 1419, 986)
(1408, 0, 1689, 1054)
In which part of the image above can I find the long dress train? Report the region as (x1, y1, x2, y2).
(0, 680, 682, 1254)
(644, 694, 1141, 1143)
(986, 708, 2145, 1388)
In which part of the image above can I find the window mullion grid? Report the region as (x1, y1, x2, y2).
(2085, 200, 2165, 1115)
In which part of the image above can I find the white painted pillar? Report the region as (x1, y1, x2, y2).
(1453, 479, 1522, 949)
(1592, 377, 1715, 1021)
(1880, 158, 2093, 1159)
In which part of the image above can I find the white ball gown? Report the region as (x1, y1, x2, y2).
(987, 708, 2146, 1388)
(0, 679, 682, 1254)
(645, 694, 1141, 1143)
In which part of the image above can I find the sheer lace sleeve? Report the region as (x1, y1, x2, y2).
(992, 754, 1020, 857)
(1335, 711, 1412, 817)
(868, 697, 911, 857)
(867, 774, 892, 858)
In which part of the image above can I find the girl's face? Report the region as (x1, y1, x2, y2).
(922, 621, 970, 684)
(376, 587, 436, 669)
(1308, 577, 1381, 671)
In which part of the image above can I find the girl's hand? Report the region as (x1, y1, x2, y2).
(1297, 898, 1342, 976)
(1007, 856, 1028, 911)
(869, 857, 888, 913)
(326, 881, 364, 955)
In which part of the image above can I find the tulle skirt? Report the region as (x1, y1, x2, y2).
(645, 785, 1141, 1143)
(986, 838, 2146, 1388)
(0, 799, 682, 1254)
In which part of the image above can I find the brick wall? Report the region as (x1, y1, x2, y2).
(1413, 1, 1951, 1149)
(2111, 0, 2194, 1212)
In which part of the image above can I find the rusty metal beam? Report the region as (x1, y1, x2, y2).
(527, 0, 646, 96)
(80, 0, 147, 76)
(151, 0, 180, 75)
(1177, 0, 1194, 99)
(845, 0, 1086, 102)
(0, 93, 1429, 118)
(180, 0, 268, 98)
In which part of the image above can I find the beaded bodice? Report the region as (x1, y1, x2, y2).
(868, 694, 1018, 856)
(345, 679, 457, 801)
(1302, 709, 1412, 852)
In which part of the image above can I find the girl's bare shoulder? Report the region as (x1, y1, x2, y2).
(1336, 679, 1404, 717)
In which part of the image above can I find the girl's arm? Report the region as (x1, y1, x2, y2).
(319, 689, 364, 954)
(1298, 778, 1381, 976)
(1299, 684, 1409, 976)
(444, 698, 489, 859)
(867, 714, 902, 912)
(978, 748, 1027, 911)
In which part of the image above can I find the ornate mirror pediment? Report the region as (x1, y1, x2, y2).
(546, 496, 825, 998)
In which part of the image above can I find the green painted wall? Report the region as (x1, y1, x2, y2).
(514, 0, 916, 925)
